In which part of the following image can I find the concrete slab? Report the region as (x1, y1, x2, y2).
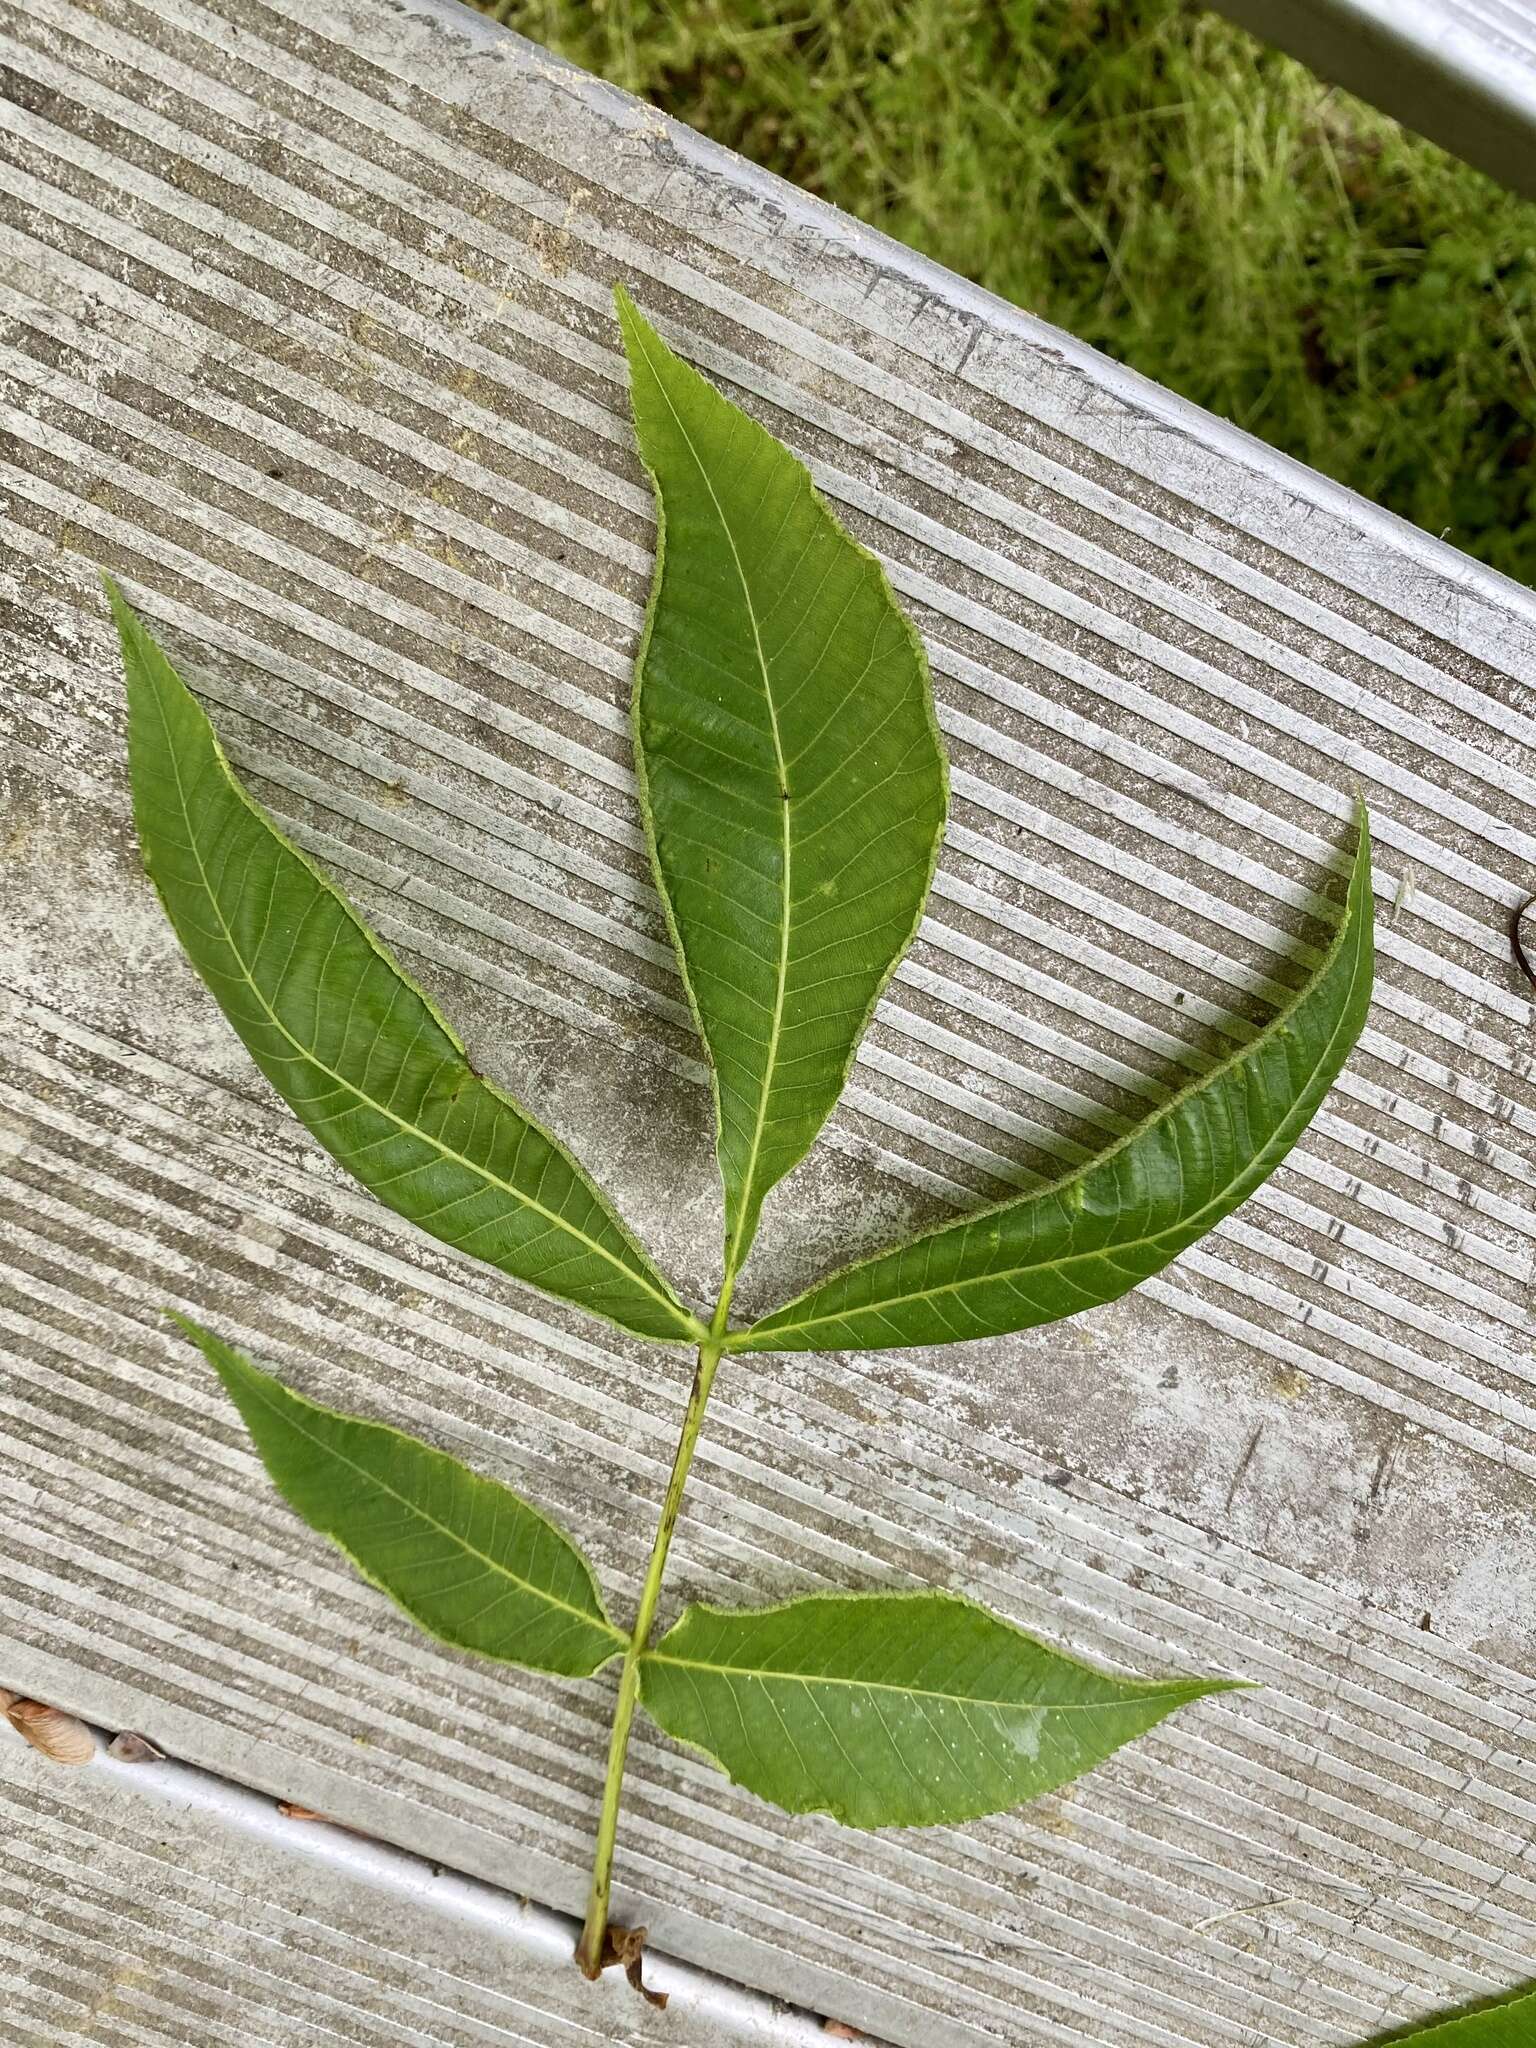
(1, 1715, 848, 2045)
(2, 2, 1533, 2043)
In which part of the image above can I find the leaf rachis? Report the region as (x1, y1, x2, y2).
(112, 284, 1373, 1998)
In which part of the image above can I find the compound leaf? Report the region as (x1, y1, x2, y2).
(639, 1590, 1234, 1828)
(176, 1317, 624, 1678)
(110, 580, 699, 1346)
(736, 810, 1373, 1354)
(616, 289, 948, 1280)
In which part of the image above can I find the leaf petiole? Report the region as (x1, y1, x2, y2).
(112, 291, 1376, 1997)
(576, 1282, 734, 1977)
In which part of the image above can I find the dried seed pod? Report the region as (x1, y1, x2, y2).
(107, 1731, 165, 1764)
(5, 1698, 94, 1766)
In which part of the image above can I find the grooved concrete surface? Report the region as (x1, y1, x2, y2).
(2, 2, 1534, 2044)
(1, 1723, 841, 2046)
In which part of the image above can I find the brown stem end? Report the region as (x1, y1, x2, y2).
(574, 1920, 667, 2008)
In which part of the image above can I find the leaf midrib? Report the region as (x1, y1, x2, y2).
(747, 901, 1368, 1343)
(149, 671, 688, 1331)
(644, 1648, 1199, 1712)
(236, 1365, 624, 1643)
(627, 314, 792, 1275)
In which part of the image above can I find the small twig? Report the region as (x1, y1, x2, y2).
(1192, 1896, 1304, 1934)
(1513, 899, 1536, 990)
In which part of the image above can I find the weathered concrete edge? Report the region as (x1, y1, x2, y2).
(0, 1643, 874, 2047)
(0, 1629, 937, 2043)
(405, 0, 1536, 651)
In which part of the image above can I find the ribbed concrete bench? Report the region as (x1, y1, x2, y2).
(3, 3, 1534, 2045)
(4, 1726, 830, 2045)
(1214, 0, 1536, 199)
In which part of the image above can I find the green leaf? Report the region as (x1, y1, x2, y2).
(735, 809, 1373, 1354)
(616, 288, 948, 1279)
(174, 1316, 625, 1678)
(639, 1590, 1234, 1827)
(109, 579, 700, 1346)
(1377, 1990, 1536, 2047)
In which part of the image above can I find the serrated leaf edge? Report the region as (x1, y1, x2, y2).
(733, 804, 1371, 1351)
(640, 1585, 1241, 1708)
(109, 576, 703, 1348)
(172, 1312, 628, 1666)
(636, 1588, 1241, 1829)
(614, 287, 950, 1281)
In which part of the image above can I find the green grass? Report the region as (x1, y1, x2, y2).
(476, 0, 1536, 585)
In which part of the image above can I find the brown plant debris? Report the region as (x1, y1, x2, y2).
(5, 1697, 94, 1765)
(107, 1731, 166, 1763)
(599, 1921, 668, 2009)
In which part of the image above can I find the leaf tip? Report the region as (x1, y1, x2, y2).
(1349, 787, 1372, 850)
(611, 283, 681, 394)
(100, 569, 138, 643)
(1171, 1674, 1254, 1714)
(162, 1309, 243, 1390)
(611, 279, 646, 352)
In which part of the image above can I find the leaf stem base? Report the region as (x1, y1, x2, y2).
(575, 1315, 726, 1976)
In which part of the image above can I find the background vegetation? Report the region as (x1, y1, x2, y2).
(476, 0, 1536, 585)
